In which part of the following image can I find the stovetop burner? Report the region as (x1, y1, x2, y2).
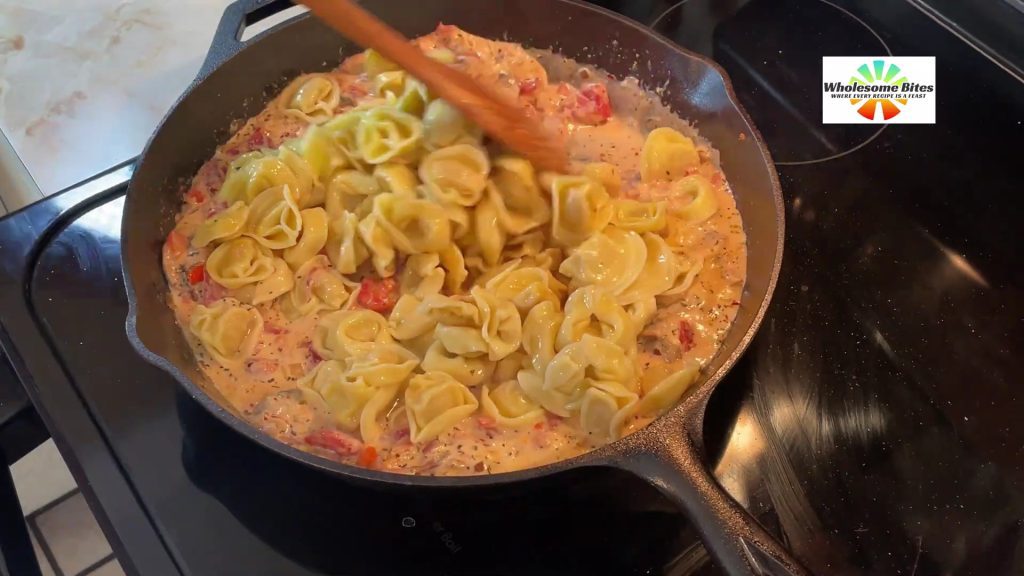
(653, 0, 889, 164)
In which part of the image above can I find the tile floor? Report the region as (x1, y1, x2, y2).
(11, 440, 122, 576)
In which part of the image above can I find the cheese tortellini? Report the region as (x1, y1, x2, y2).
(481, 380, 545, 428)
(356, 106, 423, 164)
(406, 371, 479, 444)
(192, 202, 248, 248)
(299, 358, 404, 443)
(219, 151, 314, 207)
(671, 174, 719, 223)
(173, 52, 736, 465)
(422, 99, 481, 149)
(314, 309, 393, 360)
(546, 174, 613, 246)
(560, 228, 647, 298)
(234, 256, 294, 305)
(485, 263, 565, 316)
(370, 193, 451, 253)
(374, 70, 431, 116)
(611, 198, 667, 233)
(283, 207, 328, 269)
(188, 299, 263, 367)
(245, 185, 303, 250)
(282, 255, 349, 318)
(641, 127, 699, 182)
(471, 286, 522, 361)
(419, 144, 490, 207)
(279, 74, 341, 124)
(205, 237, 275, 289)
(487, 157, 550, 235)
(325, 210, 368, 274)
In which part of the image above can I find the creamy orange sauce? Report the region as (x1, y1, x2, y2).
(162, 26, 746, 475)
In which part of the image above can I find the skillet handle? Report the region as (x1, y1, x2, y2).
(199, 0, 299, 79)
(616, 430, 811, 576)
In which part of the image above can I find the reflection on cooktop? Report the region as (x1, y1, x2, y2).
(653, 0, 888, 164)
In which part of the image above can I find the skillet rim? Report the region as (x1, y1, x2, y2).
(123, 0, 785, 488)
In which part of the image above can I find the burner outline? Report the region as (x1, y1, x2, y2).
(650, 0, 893, 166)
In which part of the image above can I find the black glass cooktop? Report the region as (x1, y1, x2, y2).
(1, 1, 1022, 575)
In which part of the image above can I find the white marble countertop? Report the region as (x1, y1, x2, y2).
(0, 0, 307, 211)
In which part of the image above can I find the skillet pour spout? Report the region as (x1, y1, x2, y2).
(122, 0, 800, 573)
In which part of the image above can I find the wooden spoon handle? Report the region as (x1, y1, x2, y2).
(299, 0, 568, 172)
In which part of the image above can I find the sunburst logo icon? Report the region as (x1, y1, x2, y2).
(848, 60, 909, 120)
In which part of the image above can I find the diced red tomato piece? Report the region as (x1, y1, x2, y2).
(569, 82, 612, 125)
(477, 416, 497, 430)
(533, 421, 545, 431)
(187, 263, 206, 285)
(357, 276, 399, 313)
(305, 429, 362, 456)
(356, 446, 378, 467)
(678, 320, 696, 352)
(518, 77, 539, 96)
(185, 187, 207, 205)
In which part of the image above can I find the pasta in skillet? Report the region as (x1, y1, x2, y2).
(278, 74, 342, 124)
(163, 25, 747, 476)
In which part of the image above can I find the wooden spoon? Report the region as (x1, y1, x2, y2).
(299, 0, 569, 172)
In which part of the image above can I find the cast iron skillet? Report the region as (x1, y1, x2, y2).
(123, 1, 804, 574)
